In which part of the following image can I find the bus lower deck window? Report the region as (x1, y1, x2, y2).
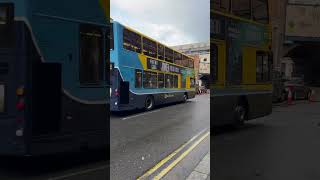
(135, 70, 142, 88)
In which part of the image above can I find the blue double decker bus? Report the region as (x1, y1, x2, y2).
(0, 0, 109, 156)
(110, 21, 196, 111)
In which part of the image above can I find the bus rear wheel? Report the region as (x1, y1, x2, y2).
(145, 96, 154, 111)
(234, 102, 247, 126)
(183, 94, 188, 103)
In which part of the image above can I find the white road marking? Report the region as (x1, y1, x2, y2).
(122, 110, 161, 120)
(47, 165, 108, 180)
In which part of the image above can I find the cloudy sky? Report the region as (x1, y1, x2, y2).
(111, 0, 210, 46)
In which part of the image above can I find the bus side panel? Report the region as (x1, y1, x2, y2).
(247, 93, 272, 119)
(212, 95, 238, 126)
(29, 97, 108, 155)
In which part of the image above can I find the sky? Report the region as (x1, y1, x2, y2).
(111, 0, 210, 46)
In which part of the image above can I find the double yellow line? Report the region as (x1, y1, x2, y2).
(137, 130, 210, 180)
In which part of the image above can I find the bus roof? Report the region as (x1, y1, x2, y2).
(112, 20, 194, 61)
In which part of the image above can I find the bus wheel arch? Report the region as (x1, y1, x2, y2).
(234, 96, 249, 125)
(145, 95, 155, 111)
(183, 93, 188, 102)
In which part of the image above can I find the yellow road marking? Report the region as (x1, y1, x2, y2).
(137, 129, 208, 180)
(154, 131, 210, 180)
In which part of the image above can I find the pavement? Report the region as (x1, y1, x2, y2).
(110, 94, 210, 179)
(186, 152, 210, 180)
(213, 97, 320, 180)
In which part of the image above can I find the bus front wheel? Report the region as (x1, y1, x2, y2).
(145, 96, 154, 111)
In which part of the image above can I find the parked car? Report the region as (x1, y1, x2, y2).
(272, 71, 286, 102)
(284, 78, 312, 100)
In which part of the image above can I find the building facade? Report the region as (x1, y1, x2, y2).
(172, 42, 210, 88)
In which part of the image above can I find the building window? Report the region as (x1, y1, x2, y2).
(123, 28, 142, 53)
(143, 71, 157, 88)
(252, 0, 269, 24)
(158, 44, 165, 60)
(165, 74, 173, 88)
(165, 47, 174, 63)
(256, 52, 271, 82)
(135, 69, 142, 88)
(143, 37, 157, 58)
(232, 0, 251, 19)
(158, 73, 164, 88)
(79, 24, 104, 85)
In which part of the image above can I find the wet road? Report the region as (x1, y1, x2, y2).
(110, 94, 210, 179)
(213, 100, 320, 180)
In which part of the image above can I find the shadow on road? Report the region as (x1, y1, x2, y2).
(111, 101, 194, 117)
(213, 122, 266, 136)
(0, 148, 108, 178)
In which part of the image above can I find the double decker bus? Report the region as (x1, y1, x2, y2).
(0, 0, 109, 156)
(110, 21, 196, 111)
(211, 0, 273, 126)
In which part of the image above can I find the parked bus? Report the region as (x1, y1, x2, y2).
(0, 0, 109, 156)
(110, 21, 196, 111)
(211, 0, 273, 126)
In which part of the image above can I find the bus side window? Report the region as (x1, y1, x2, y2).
(256, 51, 271, 82)
(173, 75, 178, 88)
(252, 0, 269, 24)
(189, 59, 194, 68)
(79, 24, 104, 85)
(158, 73, 164, 88)
(143, 37, 157, 58)
(123, 28, 142, 53)
(143, 71, 158, 89)
(232, 0, 251, 20)
(182, 55, 189, 68)
(158, 44, 165, 60)
(211, 44, 218, 82)
(165, 47, 174, 63)
(190, 78, 195, 88)
(165, 74, 173, 88)
(135, 69, 142, 88)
